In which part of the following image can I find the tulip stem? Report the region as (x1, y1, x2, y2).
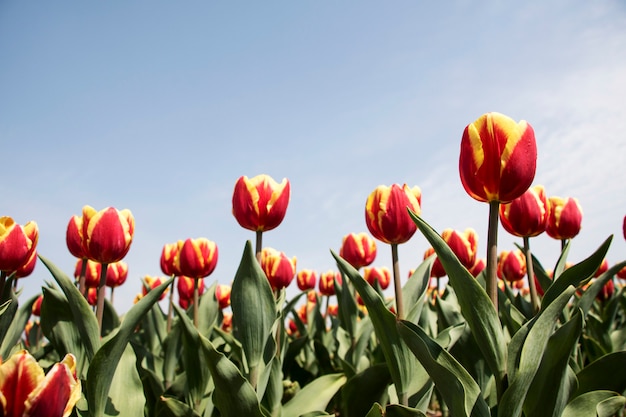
(486, 201, 500, 312)
(166, 275, 175, 332)
(96, 262, 108, 334)
(524, 236, 540, 313)
(391, 243, 404, 320)
(193, 277, 199, 327)
(79, 258, 87, 297)
(255, 230, 263, 263)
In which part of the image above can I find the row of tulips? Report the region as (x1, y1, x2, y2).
(1, 111, 626, 417)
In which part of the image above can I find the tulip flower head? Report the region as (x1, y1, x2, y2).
(319, 270, 342, 296)
(0, 217, 38, 273)
(459, 112, 537, 203)
(105, 261, 129, 288)
(31, 294, 43, 317)
(216, 283, 231, 309)
(546, 196, 583, 240)
(176, 238, 218, 279)
(160, 242, 181, 276)
(426, 228, 478, 278)
(469, 258, 486, 277)
(232, 174, 291, 232)
(365, 184, 422, 245)
(363, 266, 391, 290)
(0, 350, 81, 417)
(260, 247, 297, 291)
(81, 206, 134, 264)
(65, 215, 86, 259)
(142, 275, 169, 301)
(339, 232, 377, 269)
(594, 259, 609, 278)
(497, 249, 527, 283)
(177, 276, 205, 304)
(499, 185, 549, 237)
(75, 259, 102, 288)
(296, 269, 317, 292)
(13, 249, 37, 279)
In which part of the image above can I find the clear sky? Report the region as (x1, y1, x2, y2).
(2, 1, 626, 312)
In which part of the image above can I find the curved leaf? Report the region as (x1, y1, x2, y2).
(562, 390, 626, 417)
(574, 351, 626, 398)
(577, 260, 626, 317)
(0, 294, 37, 360)
(282, 373, 347, 417)
(341, 364, 391, 417)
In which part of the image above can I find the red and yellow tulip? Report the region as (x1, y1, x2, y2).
(142, 275, 169, 301)
(339, 232, 377, 269)
(296, 269, 317, 292)
(232, 174, 291, 232)
(105, 261, 129, 288)
(177, 276, 205, 304)
(74, 259, 102, 289)
(260, 247, 296, 291)
(13, 249, 37, 279)
(65, 215, 86, 259)
(81, 206, 134, 264)
(216, 283, 231, 309)
(497, 249, 526, 283)
(160, 242, 181, 277)
(0, 350, 81, 417)
(363, 266, 391, 290)
(176, 238, 219, 279)
(365, 184, 421, 245)
(0, 217, 38, 273)
(499, 185, 549, 237)
(319, 270, 341, 296)
(546, 196, 583, 240)
(459, 112, 537, 203)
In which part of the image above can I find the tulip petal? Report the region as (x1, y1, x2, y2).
(0, 350, 45, 417)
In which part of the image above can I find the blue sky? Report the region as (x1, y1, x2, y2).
(2, 1, 626, 311)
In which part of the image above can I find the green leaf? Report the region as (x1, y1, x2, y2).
(155, 396, 201, 417)
(197, 281, 220, 338)
(341, 364, 391, 417)
(541, 236, 612, 308)
(403, 256, 433, 324)
(282, 373, 347, 417)
(574, 351, 626, 398)
(498, 286, 577, 417)
(39, 255, 101, 361)
(104, 344, 146, 417)
(398, 320, 490, 417)
(0, 294, 37, 360)
(333, 250, 419, 403)
(87, 276, 173, 417)
(385, 404, 428, 417)
(524, 310, 584, 417)
(335, 274, 358, 340)
(562, 390, 626, 417)
(408, 211, 507, 396)
(231, 241, 277, 385)
(577, 260, 626, 317)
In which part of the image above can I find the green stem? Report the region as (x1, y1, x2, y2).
(193, 277, 199, 327)
(79, 258, 87, 297)
(391, 243, 404, 320)
(486, 201, 500, 312)
(96, 262, 109, 334)
(524, 236, 540, 313)
(166, 275, 175, 332)
(255, 230, 263, 264)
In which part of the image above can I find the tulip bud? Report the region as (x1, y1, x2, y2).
(216, 283, 231, 309)
(365, 184, 422, 245)
(32, 294, 43, 317)
(232, 174, 291, 232)
(86, 287, 98, 306)
(142, 276, 169, 301)
(81, 206, 134, 264)
(546, 197, 582, 240)
(499, 185, 549, 237)
(319, 270, 341, 296)
(594, 259, 609, 278)
(424, 228, 478, 278)
(459, 112, 537, 203)
(75, 259, 102, 288)
(339, 232, 377, 269)
(177, 276, 204, 302)
(105, 261, 129, 288)
(363, 266, 391, 290)
(66, 215, 86, 259)
(469, 258, 486, 277)
(176, 238, 218, 279)
(296, 269, 317, 291)
(497, 250, 526, 282)
(160, 242, 181, 276)
(0, 217, 38, 272)
(260, 247, 296, 291)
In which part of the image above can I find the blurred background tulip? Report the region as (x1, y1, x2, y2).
(260, 247, 296, 292)
(105, 261, 129, 305)
(497, 249, 527, 283)
(363, 266, 391, 290)
(459, 112, 537, 310)
(339, 232, 377, 269)
(296, 269, 317, 292)
(74, 258, 102, 290)
(546, 196, 583, 247)
(319, 270, 341, 297)
(216, 283, 231, 309)
(160, 242, 181, 277)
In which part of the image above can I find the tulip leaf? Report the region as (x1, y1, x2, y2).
(231, 241, 277, 385)
(282, 373, 347, 417)
(498, 286, 577, 417)
(87, 277, 173, 417)
(340, 363, 391, 417)
(333, 250, 419, 404)
(403, 256, 433, 324)
(155, 396, 201, 417)
(561, 390, 626, 417)
(104, 344, 146, 417)
(541, 236, 612, 309)
(574, 351, 626, 398)
(523, 310, 583, 417)
(577, 260, 626, 317)
(397, 320, 490, 417)
(408, 211, 507, 396)
(197, 281, 220, 338)
(0, 293, 37, 360)
(39, 255, 101, 361)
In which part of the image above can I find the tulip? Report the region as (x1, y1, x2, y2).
(546, 196, 583, 245)
(65, 215, 86, 259)
(363, 266, 391, 290)
(216, 283, 231, 309)
(497, 249, 526, 283)
(177, 276, 205, 306)
(74, 258, 102, 289)
(597, 279, 615, 303)
(0, 217, 38, 274)
(339, 232, 377, 269)
(81, 206, 134, 264)
(31, 294, 43, 317)
(459, 112, 537, 311)
(222, 312, 233, 332)
(160, 242, 181, 277)
(617, 265, 626, 280)
(469, 258, 486, 277)
(296, 269, 317, 292)
(365, 183, 421, 321)
(0, 350, 81, 417)
(142, 276, 169, 301)
(13, 249, 37, 279)
(176, 238, 218, 279)
(319, 270, 341, 297)
(260, 247, 297, 291)
(105, 261, 129, 288)
(86, 287, 98, 306)
(232, 174, 291, 260)
(594, 259, 609, 278)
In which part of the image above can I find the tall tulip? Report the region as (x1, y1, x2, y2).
(339, 232, 377, 269)
(546, 196, 583, 249)
(365, 183, 421, 320)
(81, 205, 134, 331)
(232, 174, 291, 261)
(499, 185, 549, 311)
(176, 237, 218, 326)
(0, 217, 38, 299)
(459, 112, 537, 310)
(0, 350, 81, 417)
(260, 247, 297, 292)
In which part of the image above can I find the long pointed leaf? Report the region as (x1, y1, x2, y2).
(282, 373, 347, 417)
(0, 294, 37, 359)
(574, 351, 626, 398)
(562, 390, 626, 417)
